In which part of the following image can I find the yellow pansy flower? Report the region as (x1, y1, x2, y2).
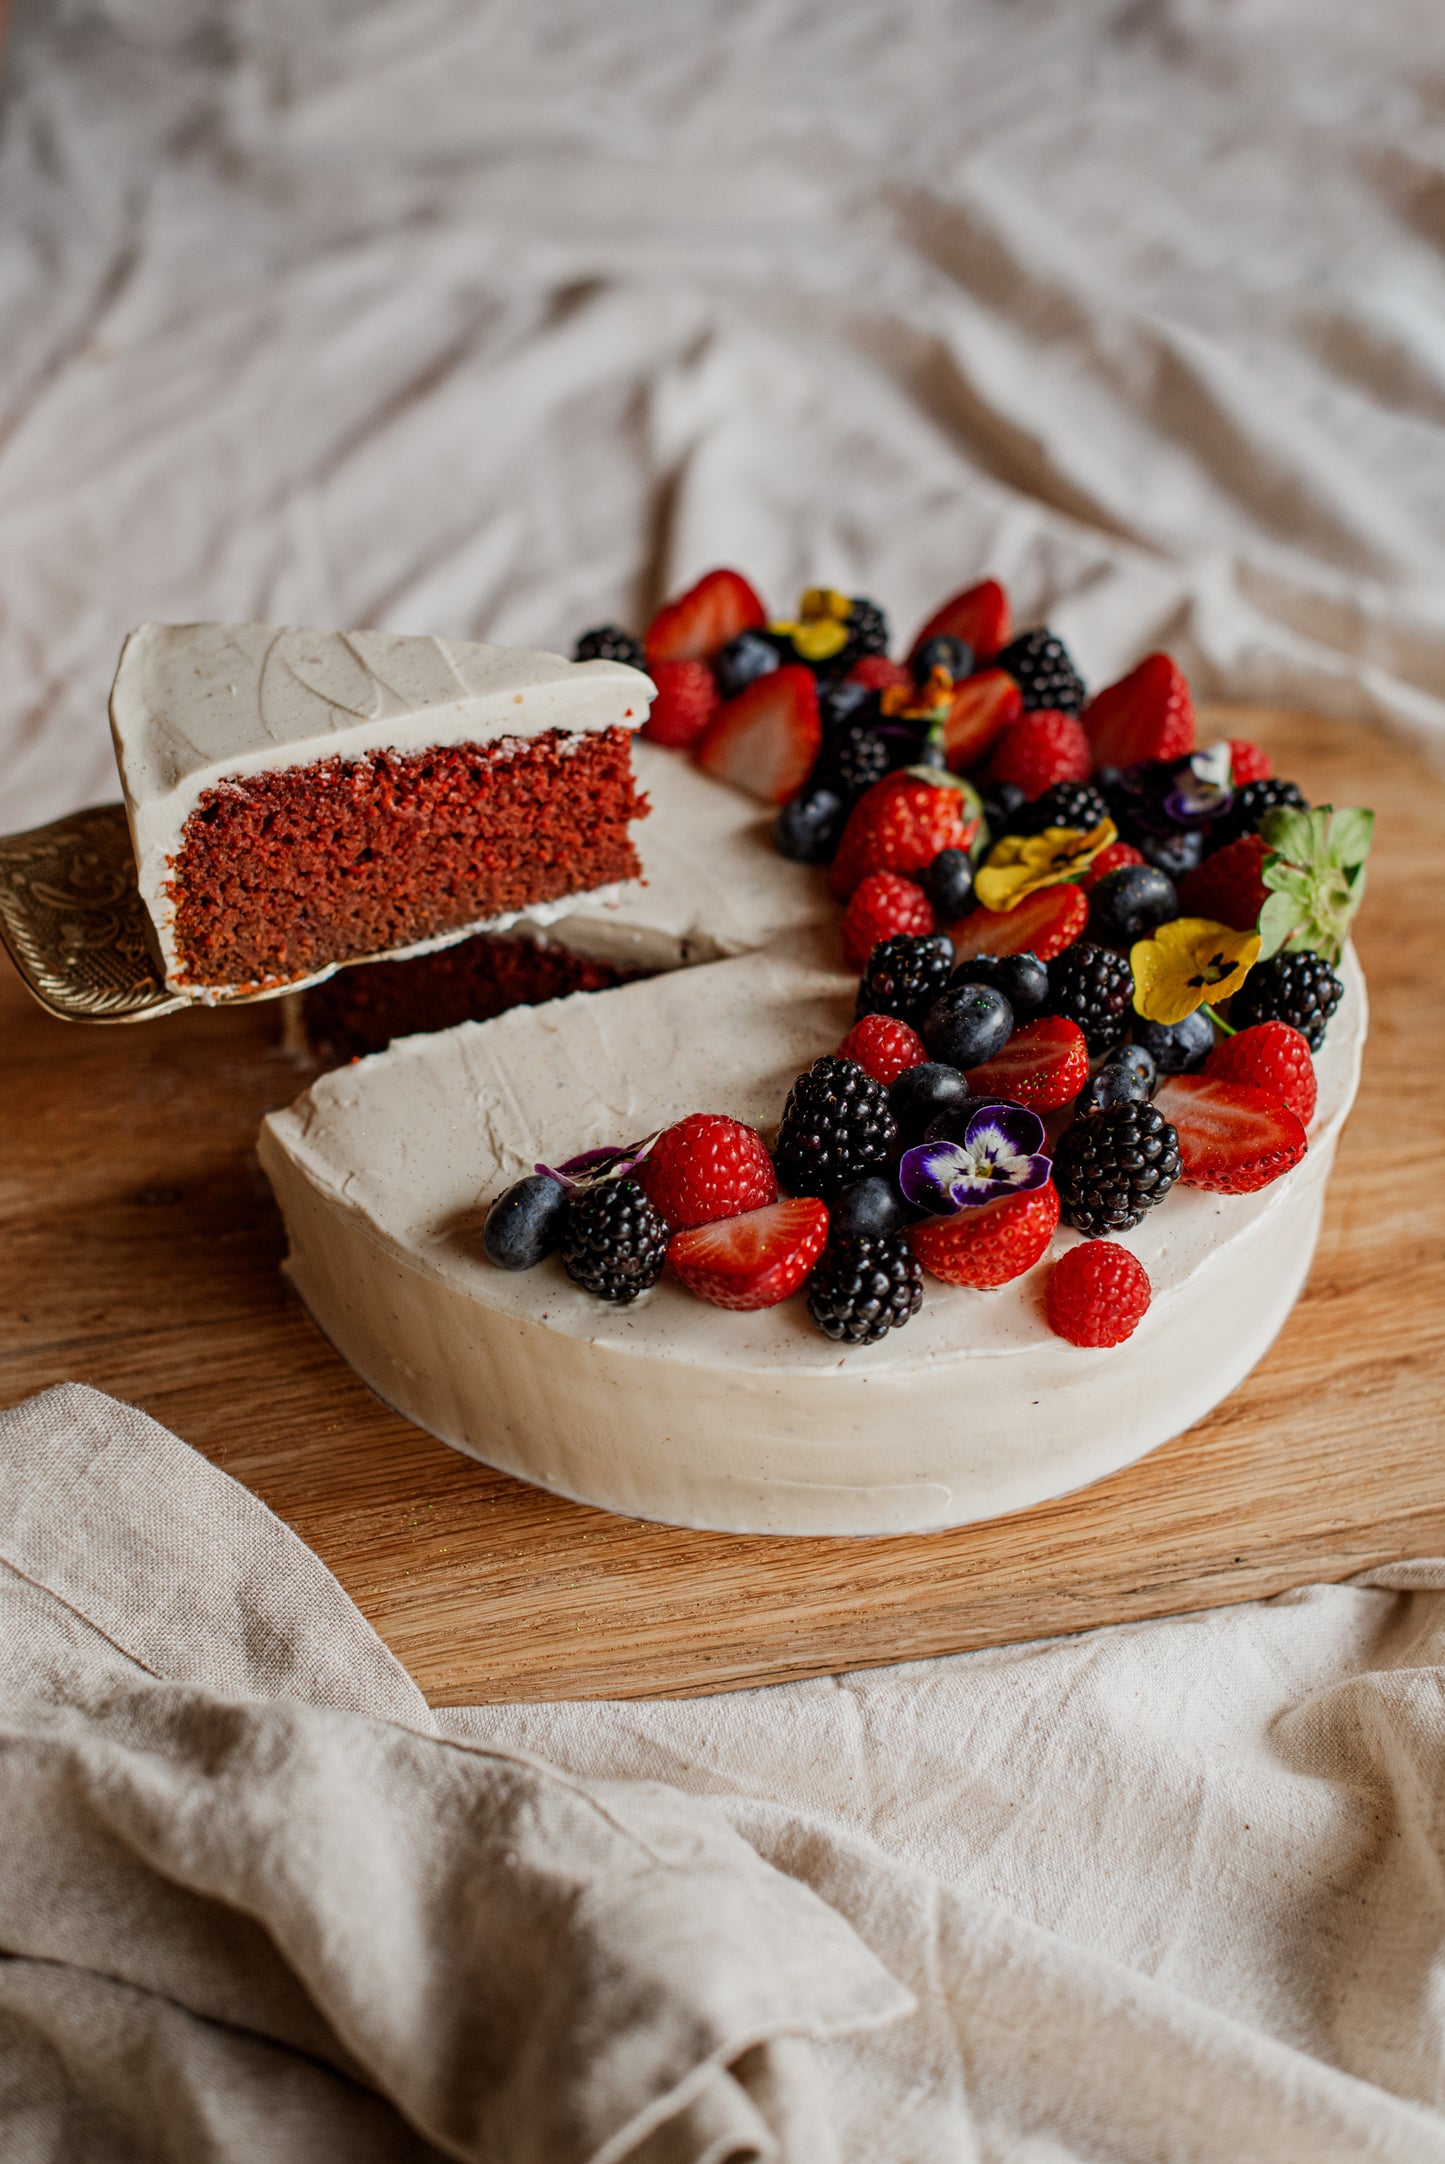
(768, 615, 851, 662)
(973, 820, 1118, 913)
(1130, 917, 1262, 1027)
(798, 587, 853, 623)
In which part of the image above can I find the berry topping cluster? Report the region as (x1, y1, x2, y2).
(497, 574, 1372, 1349)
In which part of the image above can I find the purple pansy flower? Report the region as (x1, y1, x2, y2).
(535, 1136, 657, 1192)
(899, 1101, 1052, 1216)
(1164, 741, 1234, 827)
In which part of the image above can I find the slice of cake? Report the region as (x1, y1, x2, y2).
(109, 622, 654, 998)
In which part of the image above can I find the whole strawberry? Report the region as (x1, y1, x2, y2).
(640, 1113, 778, 1230)
(1046, 1242, 1152, 1346)
(641, 658, 720, 749)
(835, 1013, 928, 1086)
(847, 655, 912, 693)
(989, 710, 1091, 797)
(840, 871, 935, 969)
(829, 769, 980, 901)
(1203, 1021, 1317, 1127)
(1228, 739, 1273, 785)
(1176, 833, 1270, 930)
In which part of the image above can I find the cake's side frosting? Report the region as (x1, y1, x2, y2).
(109, 622, 654, 989)
(258, 939, 1367, 1536)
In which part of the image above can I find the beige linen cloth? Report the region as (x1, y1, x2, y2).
(5, 1381, 1445, 2163)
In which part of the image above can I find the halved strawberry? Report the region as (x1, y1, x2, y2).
(669, 1196, 829, 1310)
(1175, 833, 1270, 931)
(909, 1182, 1060, 1289)
(693, 666, 821, 804)
(948, 882, 1088, 964)
(645, 568, 767, 666)
(1153, 1075, 1307, 1194)
(909, 579, 1011, 666)
(829, 769, 981, 901)
(942, 669, 1023, 773)
(966, 1017, 1089, 1112)
(1081, 653, 1195, 768)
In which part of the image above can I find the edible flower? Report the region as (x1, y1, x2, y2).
(536, 1138, 656, 1192)
(880, 665, 954, 726)
(1130, 917, 1262, 1027)
(1257, 804, 1373, 965)
(769, 586, 854, 664)
(899, 1101, 1052, 1216)
(974, 819, 1118, 912)
(1164, 741, 1234, 826)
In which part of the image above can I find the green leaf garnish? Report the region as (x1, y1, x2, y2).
(1257, 803, 1373, 964)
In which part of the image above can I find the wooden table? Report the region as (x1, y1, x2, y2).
(3, 705, 1441, 1702)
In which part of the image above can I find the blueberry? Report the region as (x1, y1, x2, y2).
(1139, 828, 1203, 881)
(830, 1174, 912, 1240)
(923, 1093, 1015, 1146)
(921, 984, 1013, 1069)
(1074, 1062, 1151, 1112)
(483, 1174, 569, 1270)
(1102, 1041, 1158, 1095)
(774, 785, 846, 864)
(819, 677, 876, 731)
(1132, 1010, 1214, 1073)
(913, 633, 973, 683)
(981, 781, 1027, 837)
(950, 950, 1048, 1015)
(715, 629, 782, 701)
(1087, 865, 1179, 947)
(920, 848, 975, 920)
(888, 1061, 972, 1144)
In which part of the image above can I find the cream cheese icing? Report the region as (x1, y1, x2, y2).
(259, 919, 1366, 1536)
(109, 621, 654, 990)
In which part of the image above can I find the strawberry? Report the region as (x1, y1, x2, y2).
(840, 871, 935, 970)
(909, 1182, 1060, 1289)
(847, 655, 911, 693)
(1046, 1242, 1151, 1347)
(909, 578, 1011, 666)
(989, 710, 1092, 797)
(1176, 833, 1270, 931)
(640, 658, 720, 749)
(645, 567, 766, 666)
(1153, 1075, 1308, 1194)
(829, 769, 981, 901)
(941, 669, 1023, 773)
(1203, 1022, 1317, 1127)
(948, 882, 1088, 964)
(1228, 739, 1273, 785)
(1081, 653, 1195, 768)
(694, 665, 821, 805)
(669, 1196, 829, 1311)
(1080, 840, 1146, 893)
(966, 1016, 1090, 1113)
(640, 1113, 779, 1230)
(836, 1013, 928, 1086)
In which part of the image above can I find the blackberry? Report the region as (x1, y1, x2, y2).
(1208, 778, 1308, 853)
(775, 1055, 898, 1201)
(856, 932, 956, 1026)
(560, 1179, 667, 1303)
(995, 628, 1086, 715)
(1230, 950, 1342, 1050)
(1008, 781, 1111, 837)
(1041, 941, 1134, 1055)
(1053, 1102, 1181, 1238)
(831, 720, 894, 800)
(845, 596, 890, 663)
(573, 624, 644, 671)
(807, 1232, 923, 1345)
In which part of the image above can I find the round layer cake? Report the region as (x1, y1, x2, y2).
(259, 740, 1367, 1533)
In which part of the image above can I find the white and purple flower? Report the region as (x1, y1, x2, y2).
(535, 1138, 657, 1192)
(1164, 741, 1234, 827)
(899, 1101, 1052, 1216)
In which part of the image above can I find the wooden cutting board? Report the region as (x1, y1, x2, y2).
(2, 704, 1441, 1703)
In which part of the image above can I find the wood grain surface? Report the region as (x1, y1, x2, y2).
(2, 705, 1441, 1703)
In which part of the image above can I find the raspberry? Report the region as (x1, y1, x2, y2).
(1203, 1021, 1317, 1127)
(1175, 833, 1270, 930)
(847, 654, 911, 693)
(1080, 840, 1146, 892)
(1045, 1242, 1152, 1346)
(836, 1013, 928, 1086)
(639, 1113, 778, 1230)
(641, 658, 720, 748)
(989, 711, 1092, 797)
(840, 872, 935, 969)
(1228, 739, 1273, 785)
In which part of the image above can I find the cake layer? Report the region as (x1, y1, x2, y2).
(109, 621, 653, 990)
(259, 939, 1367, 1537)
